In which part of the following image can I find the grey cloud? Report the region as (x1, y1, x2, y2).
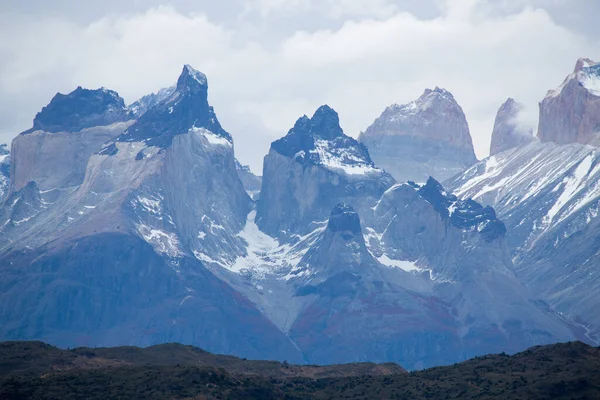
(1, 1, 599, 173)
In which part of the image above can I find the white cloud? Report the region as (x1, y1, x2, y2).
(0, 1, 599, 173)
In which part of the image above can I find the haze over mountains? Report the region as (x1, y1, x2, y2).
(0, 58, 599, 371)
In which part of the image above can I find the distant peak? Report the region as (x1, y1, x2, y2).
(422, 87, 454, 100)
(499, 97, 523, 113)
(177, 64, 208, 92)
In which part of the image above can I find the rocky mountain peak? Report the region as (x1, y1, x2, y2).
(359, 87, 477, 183)
(270, 105, 377, 173)
(308, 105, 344, 140)
(490, 98, 534, 155)
(412, 177, 506, 242)
(24, 86, 129, 134)
(326, 203, 362, 238)
(257, 105, 393, 237)
(538, 57, 600, 145)
(177, 64, 208, 94)
(285, 105, 343, 141)
(574, 57, 596, 72)
(422, 86, 455, 102)
(114, 65, 228, 148)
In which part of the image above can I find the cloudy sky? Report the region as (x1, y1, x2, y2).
(1, 0, 599, 172)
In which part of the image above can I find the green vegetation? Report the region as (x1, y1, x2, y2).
(0, 341, 598, 399)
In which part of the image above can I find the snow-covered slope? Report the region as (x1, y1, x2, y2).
(359, 87, 477, 182)
(447, 141, 600, 342)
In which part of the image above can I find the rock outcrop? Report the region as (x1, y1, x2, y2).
(538, 58, 600, 145)
(359, 87, 477, 183)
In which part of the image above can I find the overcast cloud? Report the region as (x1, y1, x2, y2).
(1, 0, 600, 172)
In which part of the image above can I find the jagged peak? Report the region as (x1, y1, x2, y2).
(498, 97, 524, 115)
(289, 105, 343, 140)
(546, 57, 600, 99)
(52, 86, 123, 105)
(501, 97, 516, 107)
(380, 87, 459, 119)
(422, 86, 455, 100)
(310, 105, 343, 140)
(112, 66, 228, 149)
(271, 106, 383, 176)
(408, 177, 506, 242)
(177, 64, 208, 93)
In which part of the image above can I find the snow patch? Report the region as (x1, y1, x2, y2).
(191, 126, 232, 147)
(377, 254, 420, 272)
(210, 211, 324, 279)
(183, 64, 207, 86)
(136, 223, 182, 258)
(312, 139, 380, 176)
(545, 153, 594, 224)
(580, 66, 600, 96)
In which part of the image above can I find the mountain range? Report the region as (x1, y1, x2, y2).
(0, 59, 599, 370)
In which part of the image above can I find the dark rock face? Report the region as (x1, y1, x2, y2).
(24, 87, 129, 134)
(359, 87, 477, 183)
(257, 105, 395, 237)
(537, 58, 600, 145)
(271, 105, 371, 168)
(326, 203, 362, 236)
(414, 177, 506, 242)
(490, 98, 534, 155)
(118, 65, 229, 148)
